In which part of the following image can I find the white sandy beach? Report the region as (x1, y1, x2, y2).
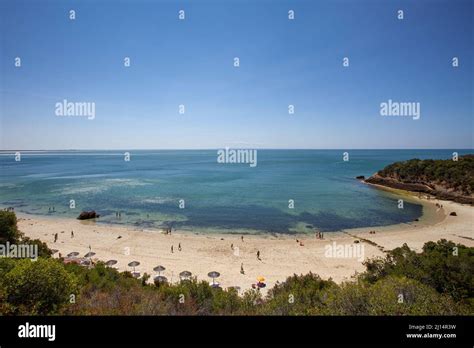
(17, 196, 473, 294)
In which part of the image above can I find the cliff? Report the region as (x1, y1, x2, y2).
(364, 155, 474, 205)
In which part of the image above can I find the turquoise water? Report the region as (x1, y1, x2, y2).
(0, 150, 470, 234)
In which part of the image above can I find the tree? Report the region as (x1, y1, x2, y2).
(362, 240, 474, 305)
(0, 211, 53, 258)
(0, 258, 77, 314)
(0, 211, 21, 243)
(366, 276, 462, 315)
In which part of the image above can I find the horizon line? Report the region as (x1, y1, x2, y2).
(1, 148, 473, 152)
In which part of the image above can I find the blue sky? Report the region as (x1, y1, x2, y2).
(0, 0, 472, 150)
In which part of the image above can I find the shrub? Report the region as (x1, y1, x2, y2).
(0, 211, 21, 243)
(264, 273, 337, 315)
(0, 258, 77, 315)
(362, 240, 474, 305)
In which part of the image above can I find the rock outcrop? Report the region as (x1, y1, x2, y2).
(77, 211, 100, 220)
(364, 174, 473, 205)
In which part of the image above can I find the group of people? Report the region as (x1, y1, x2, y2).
(170, 243, 182, 253)
(48, 206, 55, 213)
(315, 231, 324, 239)
(54, 230, 75, 242)
(115, 211, 122, 218)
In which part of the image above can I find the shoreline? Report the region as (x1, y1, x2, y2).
(3, 185, 443, 239)
(13, 191, 474, 294)
(364, 173, 474, 205)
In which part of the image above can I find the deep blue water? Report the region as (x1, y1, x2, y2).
(0, 149, 471, 234)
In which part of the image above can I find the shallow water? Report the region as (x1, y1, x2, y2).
(0, 149, 470, 234)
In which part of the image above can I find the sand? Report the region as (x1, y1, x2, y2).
(16, 196, 474, 295)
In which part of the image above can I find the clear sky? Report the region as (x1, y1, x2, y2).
(0, 0, 472, 150)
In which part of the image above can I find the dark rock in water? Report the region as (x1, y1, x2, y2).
(449, 212, 457, 216)
(356, 176, 365, 180)
(77, 211, 100, 220)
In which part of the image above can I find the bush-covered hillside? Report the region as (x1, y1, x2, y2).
(378, 155, 474, 195)
(0, 211, 473, 315)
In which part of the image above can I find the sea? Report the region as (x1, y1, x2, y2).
(0, 149, 470, 234)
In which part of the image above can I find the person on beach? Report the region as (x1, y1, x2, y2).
(171, 245, 174, 253)
(54, 233, 58, 243)
(231, 243, 234, 250)
(178, 243, 182, 252)
(241, 235, 244, 242)
(71, 230, 74, 238)
(240, 263, 245, 274)
(257, 250, 261, 260)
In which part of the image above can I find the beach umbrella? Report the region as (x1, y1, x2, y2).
(257, 276, 265, 283)
(67, 252, 79, 258)
(207, 271, 220, 285)
(153, 275, 168, 284)
(153, 265, 166, 275)
(128, 261, 140, 272)
(179, 271, 192, 280)
(84, 252, 96, 258)
(80, 259, 91, 266)
(105, 260, 118, 267)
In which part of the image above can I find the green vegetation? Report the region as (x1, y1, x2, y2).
(0, 210, 21, 243)
(0, 210, 53, 257)
(378, 155, 474, 195)
(362, 240, 474, 303)
(0, 211, 473, 315)
(0, 258, 77, 315)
